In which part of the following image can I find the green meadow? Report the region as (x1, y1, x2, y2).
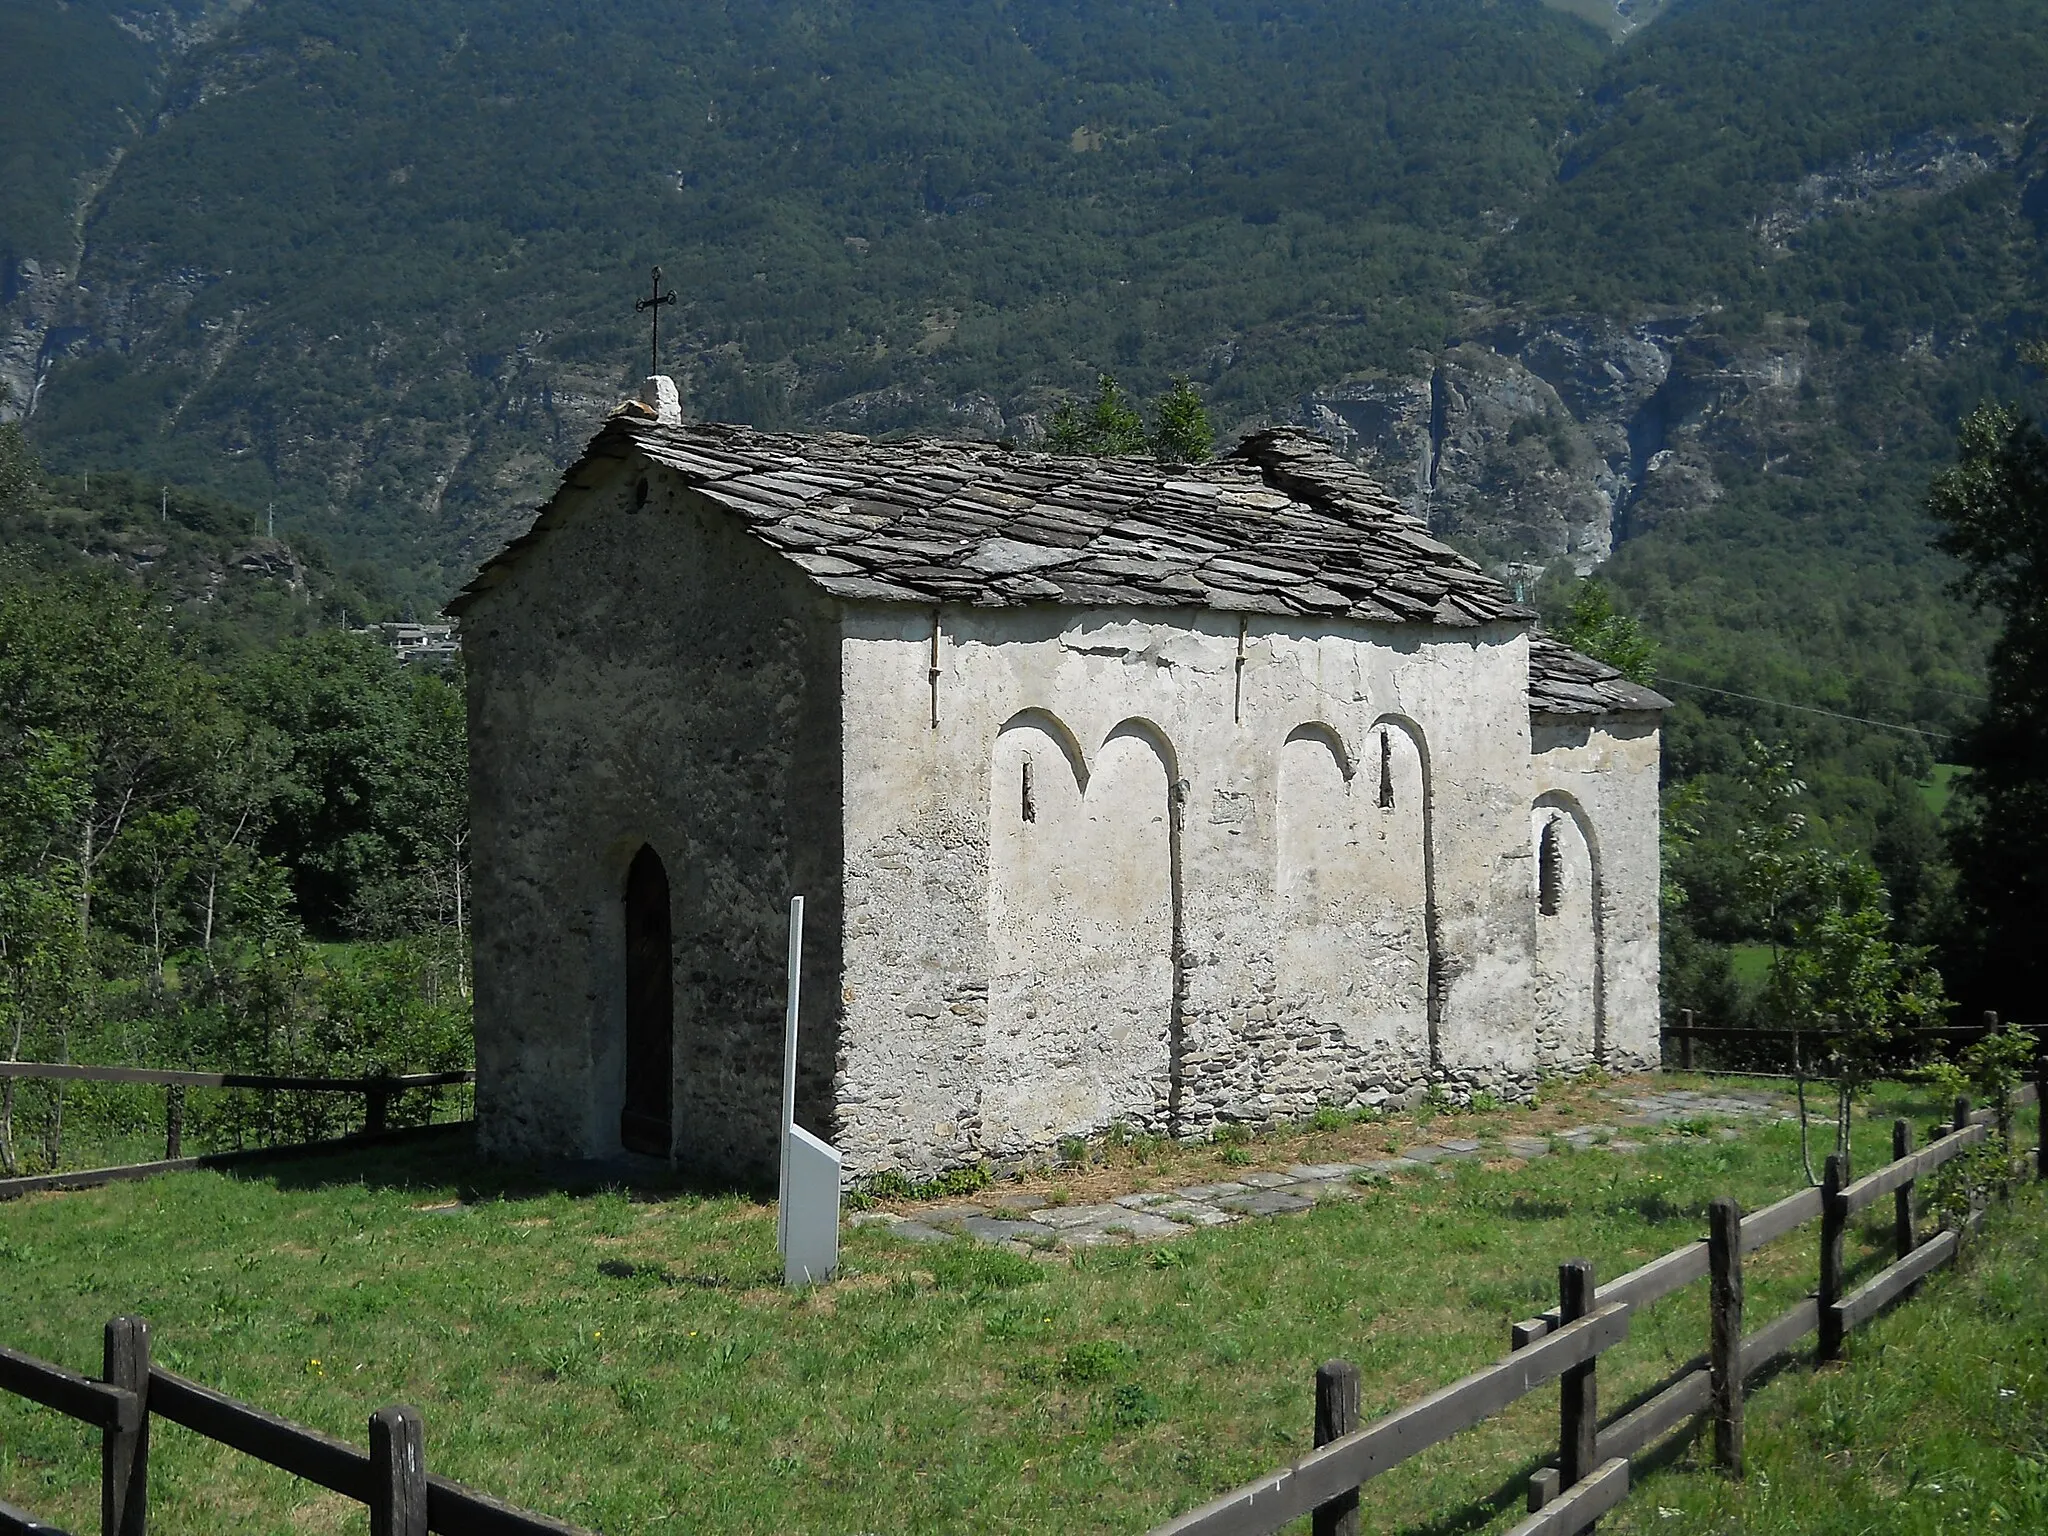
(0, 1079, 2037, 1535)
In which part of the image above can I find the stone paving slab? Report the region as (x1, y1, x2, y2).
(1151, 1199, 1239, 1227)
(1296, 1179, 1363, 1202)
(859, 1082, 1799, 1255)
(1218, 1187, 1317, 1216)
(1055, 1227, 1125, 1248)
(1084, 1210, 1190, 1241)
(1029, 1201, 1128, 1229)
(960, 1216, 1051, 1243)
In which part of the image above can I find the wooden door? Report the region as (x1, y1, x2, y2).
(621, 844, 673, 1156)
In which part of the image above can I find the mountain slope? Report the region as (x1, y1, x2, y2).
(0, 0, 2043, 767)
(3, 0, 1609, 591)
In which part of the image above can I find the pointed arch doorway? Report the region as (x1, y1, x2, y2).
(621, 844, 674, 1157)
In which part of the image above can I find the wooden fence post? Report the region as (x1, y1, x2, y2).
(2036, 1043, 2047, 1183)
(1708, 1198, 1743, 1477)
(1312, 1360, 1361, 1536)
(1680, 1010, 1695, 1072)
(364, 1083, 390, 1137)
(1892, 1120, 1915, 1258)
(163, 1087, 183, 1161)
(1818, 1154, 1847, 1361)
(368, 1404, 427, 1536)
(102, 1315, 149, 1536)
(1954, 1095, 1972, 1135)
(1558, 1260, 1598, 1495)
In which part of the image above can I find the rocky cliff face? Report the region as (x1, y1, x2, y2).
(1296, 315, 1819, 574)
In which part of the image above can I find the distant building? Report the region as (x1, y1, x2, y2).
(361, 620, 460, 664)
(451, 377, 1668, 1183)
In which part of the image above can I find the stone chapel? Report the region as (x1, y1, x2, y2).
(450, 379, 1668, 1182)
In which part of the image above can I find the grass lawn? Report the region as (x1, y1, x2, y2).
(1918, 762, 1970, 820)
(1616, 1177, 2048, 1534)
(1728, 942, 1774, 995)
(0, 1077, 2036, 1535)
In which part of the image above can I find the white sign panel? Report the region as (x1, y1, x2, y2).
(778, 895, 841, 1285)
(782, 1124, 841, 1286)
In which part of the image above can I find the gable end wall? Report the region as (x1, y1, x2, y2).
(463, 459, 843, 1181)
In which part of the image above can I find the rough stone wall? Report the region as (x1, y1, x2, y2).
(836, 605, 1544, 1178)
(464, 458, 843, 1181)
(1530, 713, 1663, 1074)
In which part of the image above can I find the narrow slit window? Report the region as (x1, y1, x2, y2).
(1538, 819, 1563, 916)
(1021, 758, 1036, 824)
(1378, 731, 1395, 809)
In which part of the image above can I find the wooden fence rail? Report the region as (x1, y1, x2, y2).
(1149, 1076, 2044, 1536)
(0, 1062, 473, 1149)
(1662, 1008, 2040, 1072)
(0, 1318, 591, 1536)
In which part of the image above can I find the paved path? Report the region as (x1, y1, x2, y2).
(853, 1086, 1796, 1254)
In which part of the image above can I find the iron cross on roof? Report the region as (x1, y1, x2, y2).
(635, 265, 677, 376)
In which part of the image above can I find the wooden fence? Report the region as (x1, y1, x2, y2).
(0, 1317, 593, 1536)
(0, 1062, 474, 1201)
(1146, 1076, 2045, 1536)
(1660, 1008, 2038, 1074)
(5, 1072, 2042, 1535)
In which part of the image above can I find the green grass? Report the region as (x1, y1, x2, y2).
(1730, 942, 1775, 995)
(1613, 1177, 2048, 1534)
(0, 1081, 2035, 1534)
(1918, 762, 1971, 820)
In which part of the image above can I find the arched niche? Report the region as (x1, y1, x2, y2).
(1271, 715, 1431, 1067)
(621, 843, 674, 1157)
(1277, 723, 1359, 905)
(981, 711, 1178, 1155)
(990, 713, 1089, 971)
(1532, 792, 1603, 1072)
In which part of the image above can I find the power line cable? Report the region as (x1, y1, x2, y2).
(1657, 677, 1959, 741)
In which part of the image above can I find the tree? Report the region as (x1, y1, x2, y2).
(1151, 378, 1214, 464)
(0, 728, 89, 1174)
(1044, 374, 1149, 456)
(236, 632, 419, 933)
(1729, 737, 1951, 1180)
(0, 384, 41, 515)
(1774, 857, 1948, 1178)
(1926, 401, 2048, 1011)
(1555, 579, 1659, 686)
(1042, 374, 1216, 462)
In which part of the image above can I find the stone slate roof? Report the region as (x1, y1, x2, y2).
(1528, 634, 1671, 716)
(450, 413, 1531, 627)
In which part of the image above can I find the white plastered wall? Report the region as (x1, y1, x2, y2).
(1530, 713, 1663, 1074)
(836, 603, 1545, 1177)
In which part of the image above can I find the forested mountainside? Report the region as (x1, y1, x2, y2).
(7, 0, 2035, 578)
(4, 0, 2048, 916)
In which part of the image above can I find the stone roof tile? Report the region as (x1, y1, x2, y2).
(1528, 634, 1672, 717)
(448, 417, 1531, 632)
